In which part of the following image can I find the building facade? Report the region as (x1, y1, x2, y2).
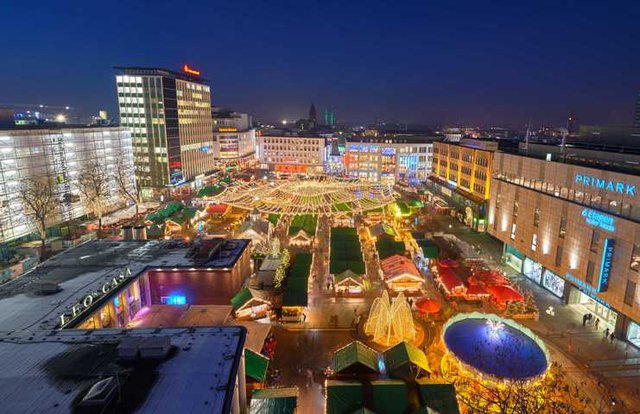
(0, 126, 134, 243)
(212, 109, 256, 168)
(429, 139, 495, 231)
(115, 67, 215, 193)
(344, 137, 434, 185)
(257, 134, 327, 175)
(488, 150, 640, 347)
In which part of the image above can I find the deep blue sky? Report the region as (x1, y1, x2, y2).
(1, 0, 639, 127)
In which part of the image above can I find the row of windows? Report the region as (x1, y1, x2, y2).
(496, 173, 638, 221)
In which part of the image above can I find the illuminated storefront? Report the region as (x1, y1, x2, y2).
(344, 138, 434, 184)
(542, 269, 566, 298)
(488, 146, 640, 346)
(504, 245, 524, 273)
(523, 257, 543, 284)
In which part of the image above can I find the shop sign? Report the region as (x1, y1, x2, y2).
(575, 174, 635, 197)
(566, 272, 611, 309)
(597, 238, 615, 292)
(582, 208, 615, 232)
(182, 64, 201, 76)
(59, 268, 132, 327)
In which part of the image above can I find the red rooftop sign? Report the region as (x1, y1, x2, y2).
(183, 64, 201, 76)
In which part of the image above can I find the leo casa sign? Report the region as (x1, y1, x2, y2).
(59, 268, 132, 327)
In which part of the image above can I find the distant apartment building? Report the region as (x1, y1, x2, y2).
(212, 108, 256, 168)
(0, 126, 134, 243)
(344, 137, 435, 185)
(429, 139, 496, 231)
(257, 133, 327, 175)
(115, 67, 215, 194)
(488, 144, 640, 347)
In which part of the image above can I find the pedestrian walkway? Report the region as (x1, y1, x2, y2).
(426, 213, 640, 410)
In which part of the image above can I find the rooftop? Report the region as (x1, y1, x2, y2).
(0, 327, 245, 414)
(507, 142, 640, 176)
(115, 66, 210, 84)
(0, 239, 249, 333)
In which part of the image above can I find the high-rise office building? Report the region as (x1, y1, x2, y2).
(115, 67, 215, 194)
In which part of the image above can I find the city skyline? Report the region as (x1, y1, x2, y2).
(1, 1, 639, 127)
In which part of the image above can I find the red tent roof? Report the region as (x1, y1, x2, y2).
(438, 268, 464, 292)
(468, 270, 509, 286)
(465, 284, 489, 296)
(380, 255, 421, 281)
(416, 298, 440, 314)
(486, 285, 524, 303)
(207, 204, 229, 214)
(438, 258, 459, 268)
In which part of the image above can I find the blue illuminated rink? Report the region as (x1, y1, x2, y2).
(444, 318, 548, 380)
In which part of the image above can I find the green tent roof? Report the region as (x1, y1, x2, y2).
(417, 239, 439, 259)
(383, 341, 430, 374)
(375, 237, 405, 260)
(288, 215, 318, 236)
(335, 269, 363, 283)
(197, 185, 221, 197)
(289, 253, 312, 279)
(330, 227, 365, 275)
(334, 341, 379, 374)
(416, 380, 460, 414)
(371, 380, 408, 414)
(245, 348, 269, 382)
(183, 207, 198, 219)
(230, 287, 253, 310)
(282, 289, 308, 307)
(409, 198, 424, 208)
(250, 387, 298, 414)
(326, 380, 364, 414)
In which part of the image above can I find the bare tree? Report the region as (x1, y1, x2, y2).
(18, 176, 58, 255)
(114, 157, 143, 218)
(76, 161, 111, 231)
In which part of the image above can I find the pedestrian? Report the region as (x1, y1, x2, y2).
(582, 314, 587, 327)
(302, 312, 307, 323)
(594, 318, 600, 329)
(609, 332, 615, 344)
(604, 327, 610, 338)
(306, 368, 313, 387)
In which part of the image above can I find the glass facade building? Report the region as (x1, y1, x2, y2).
(0, 126, 134, 243)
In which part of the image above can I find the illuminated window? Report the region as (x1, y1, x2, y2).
(531, 234, 538, 251)
(510, 223, 516, 240)
(630, 244, 640, 272)
(559, 216, 567, 239)
(533, 207, 540, 227)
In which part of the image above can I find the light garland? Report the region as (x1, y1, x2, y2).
(204, 175, 396, 215)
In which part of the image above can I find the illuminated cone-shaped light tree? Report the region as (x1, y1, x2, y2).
(364, 291, 416, 346)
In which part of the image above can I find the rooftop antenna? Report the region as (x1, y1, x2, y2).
(524, 121, 531, 156)
(561, 115, 568, 162)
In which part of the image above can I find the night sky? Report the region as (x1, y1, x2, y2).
(1, 0, 639, 127)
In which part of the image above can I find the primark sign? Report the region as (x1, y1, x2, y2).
(58, 268, 133, 328)
(575, 174, 636, 197)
